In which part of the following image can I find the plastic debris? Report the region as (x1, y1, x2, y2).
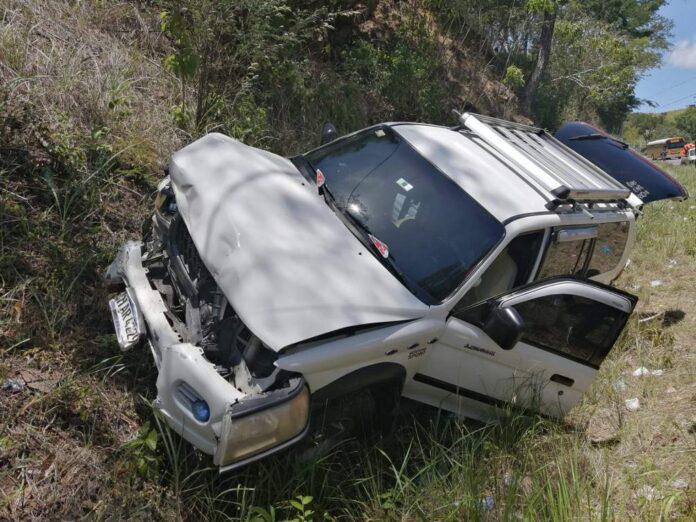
(639, 313, 661, 323)
(672, 479, 689, 490)
(636, 485, 659, 501)
(666, 258, 677, 268)
(1, 378, 25, 393)
(613, 379, 627, 392)
(632, 367, 663, 377)
(650, 280, 663, 287)
(625, 398, 640, 411)
(480, 496, 495, 512)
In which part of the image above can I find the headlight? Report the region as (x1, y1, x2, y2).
(216, 384, 310, 469)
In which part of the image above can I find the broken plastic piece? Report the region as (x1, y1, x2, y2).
(480, 496, 495, 512)
(672, 479, 689, 490)
(632, 367, 663, 377)
(635, 485, 658, 501)
(1, 378, 25, 393)
(612, 379, 627, 392)
(625, 397, 640, 411)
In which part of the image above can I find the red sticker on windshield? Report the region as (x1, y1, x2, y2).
(316, 168, 325, 188)
(368, 234, 389, 258)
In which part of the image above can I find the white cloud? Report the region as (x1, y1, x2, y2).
(668, 38, 696, 69)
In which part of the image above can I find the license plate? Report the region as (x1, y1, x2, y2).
(109, 290, 144, 350)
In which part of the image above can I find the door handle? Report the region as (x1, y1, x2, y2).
(550, 374, 574, 387)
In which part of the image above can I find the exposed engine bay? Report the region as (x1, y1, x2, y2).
(146, 185, 280, 395)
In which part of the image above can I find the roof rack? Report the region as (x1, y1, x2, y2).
(458, 112, 631, 210)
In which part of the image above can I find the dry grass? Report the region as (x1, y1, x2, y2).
(0, 0, 695, 519)
(0, 2, 183, 517)
(2, 159, 694, 519)
(1, 0, 182, 170)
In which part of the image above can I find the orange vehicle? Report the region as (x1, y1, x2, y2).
(680, 143, 696, 166)
(642, 137, 687, 160)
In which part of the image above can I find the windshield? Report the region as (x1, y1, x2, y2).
(304, 127, 504, 302)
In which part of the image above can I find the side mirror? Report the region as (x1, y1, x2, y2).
(482, 306, 524, 350)
(321, 122, 338, 145)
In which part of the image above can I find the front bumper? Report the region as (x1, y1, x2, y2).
(105, 241, 310, 470)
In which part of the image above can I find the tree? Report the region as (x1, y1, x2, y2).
(675, 106, 696, 141)
(535, 0, 670, 130)
(521, 0, 558, 116)
(428, 0, 670, 129)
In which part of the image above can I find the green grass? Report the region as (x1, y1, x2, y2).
(1, 0, 695, 518)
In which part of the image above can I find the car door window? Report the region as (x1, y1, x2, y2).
(513, 294, 628, 367)
(455, 279, 634, 368)
(453, 231, 544, 312)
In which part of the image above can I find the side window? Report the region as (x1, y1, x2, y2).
(513, 294, 628, 367)
(538, 223, 629, 280)
(537, 231, 592, 280)
(453, 231, 544, 313)
(586, 222, 629, 276)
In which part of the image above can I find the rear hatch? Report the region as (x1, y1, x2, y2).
(555, 122, 689, 204)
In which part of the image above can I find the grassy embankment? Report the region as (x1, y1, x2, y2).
(1, 0, 695, 519)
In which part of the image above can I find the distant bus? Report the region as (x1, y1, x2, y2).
(642, 137, 686, 160)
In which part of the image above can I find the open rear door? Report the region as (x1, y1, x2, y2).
(555, 122, 689, 204)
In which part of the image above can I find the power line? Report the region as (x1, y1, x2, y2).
(658, 90, 696, 109)
(644, 73, 696, 98)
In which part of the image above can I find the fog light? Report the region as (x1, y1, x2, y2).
(191, 399, 210, 422)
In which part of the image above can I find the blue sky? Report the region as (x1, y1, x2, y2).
(634, 0, 696, 113)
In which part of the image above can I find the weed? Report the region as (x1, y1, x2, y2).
(1, 0, 694, 518)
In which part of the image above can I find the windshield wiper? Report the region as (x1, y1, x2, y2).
(569, 133, 628, 149)
(319, 184, 424, 296)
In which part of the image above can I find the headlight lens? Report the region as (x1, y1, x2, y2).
(216, 385, 310, 467)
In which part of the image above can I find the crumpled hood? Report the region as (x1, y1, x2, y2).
(169, 133, 428, 351)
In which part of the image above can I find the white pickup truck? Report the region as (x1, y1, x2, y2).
(105, 113, 687, 472)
